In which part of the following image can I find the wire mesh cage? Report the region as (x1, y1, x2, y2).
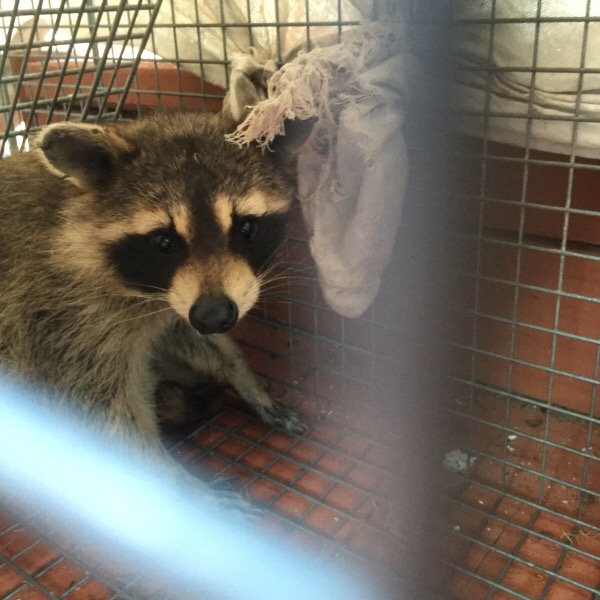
(447, 1, 600, 598)
(0, 0, 163, 156)
(2, 0, 599, 599)
(0, 1, 447, 599)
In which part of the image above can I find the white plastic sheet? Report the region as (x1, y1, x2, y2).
(152, 0, 365, 90)
(454, 0, 600, 158)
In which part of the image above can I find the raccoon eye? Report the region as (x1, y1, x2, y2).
(150, 232, 175, 254)
(235, 218, 258, 242)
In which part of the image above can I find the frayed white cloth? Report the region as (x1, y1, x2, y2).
(227, 23, 421, 318)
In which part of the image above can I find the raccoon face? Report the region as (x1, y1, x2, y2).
(38, 113, 310, 334)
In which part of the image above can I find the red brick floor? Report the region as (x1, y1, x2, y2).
(447, 400, 600, 600)
(0, 402, 410, 600)
(5, 397, 599, 600)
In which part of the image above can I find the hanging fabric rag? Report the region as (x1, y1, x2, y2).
(226, 22, 421, 318)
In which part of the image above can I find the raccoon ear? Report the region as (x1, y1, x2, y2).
(270, 117, 315, 165)
(36, 122, 131, 190)
(222, 53, 277, 125)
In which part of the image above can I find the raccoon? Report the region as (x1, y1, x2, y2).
(0, 111, 309, 486)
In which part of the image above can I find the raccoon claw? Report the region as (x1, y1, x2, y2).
(259, 399, 309, 435)
(207, 485, 264, 519)
(201, 491, 264, 521)
(181, 469, 263, 519)
(209, 475, 239, 491)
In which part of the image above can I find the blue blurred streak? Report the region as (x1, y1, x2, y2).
(0, 379, 388, 600)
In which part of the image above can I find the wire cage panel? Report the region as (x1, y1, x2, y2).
(0, 1, 444, 599)
(0, 0, 163, 156)
(4, 0, 600, 599)
(447, 2, 600, 598)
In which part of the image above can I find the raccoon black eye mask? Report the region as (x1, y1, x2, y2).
(107, 227, 189, 295)
(0, 111, 312, 506)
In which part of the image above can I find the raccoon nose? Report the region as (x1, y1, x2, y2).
(189, 295, 239, 334)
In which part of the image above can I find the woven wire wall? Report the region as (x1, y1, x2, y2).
(8, 1, 600, 599)
(447, 1, 600, 598)
(0, 0, 162, 156)
(0, 1, 449, 599)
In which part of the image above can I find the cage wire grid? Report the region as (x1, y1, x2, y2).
(4, 1, 600, 599)
(0, 0, 164, 155)
(446, 1, 600, 599)
(0, 1, 447, 599)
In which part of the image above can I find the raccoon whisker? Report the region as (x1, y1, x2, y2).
(258, 288, 293, 299)
(117, 298, 169, 312)
(257, 255, 309, 279)
(260, 270, 313, 282)
(120, 292, 171, 303)
(256, 276, 319, 302)
(277, 261, 317, 273)
(255, 293, 288, 307)
(257, 278, 304, 295)
(257, 273, 289, 285)
(259, 299, 292, 306)
(255, 237, 300, 280)
(257, 262, 301, 280)
(260, 288, 289, 297)
(280, 276, 319, 285)
(117, 294, 171, 309)
(277, 268, 319, 279)
(109, 305, 174, 327)
(257, 284, 285, 298)
(259, 290, 296, 301)
(259, 282, 295, 294)
(263, 238, 291, 268)
(122, 282, 171, 295)
(275, 245, 315, 265)
(256, 263, 283, 283)
(259, 275, 318, 289)
(260, 261, 316, 278)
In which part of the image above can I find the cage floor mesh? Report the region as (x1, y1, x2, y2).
(446, 395, 600, 600)
(0, 401, 411, 600)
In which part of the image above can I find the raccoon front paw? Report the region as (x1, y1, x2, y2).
(258, 399, 309, 435)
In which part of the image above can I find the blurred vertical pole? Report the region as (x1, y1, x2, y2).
(373, 1, 454, 597)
